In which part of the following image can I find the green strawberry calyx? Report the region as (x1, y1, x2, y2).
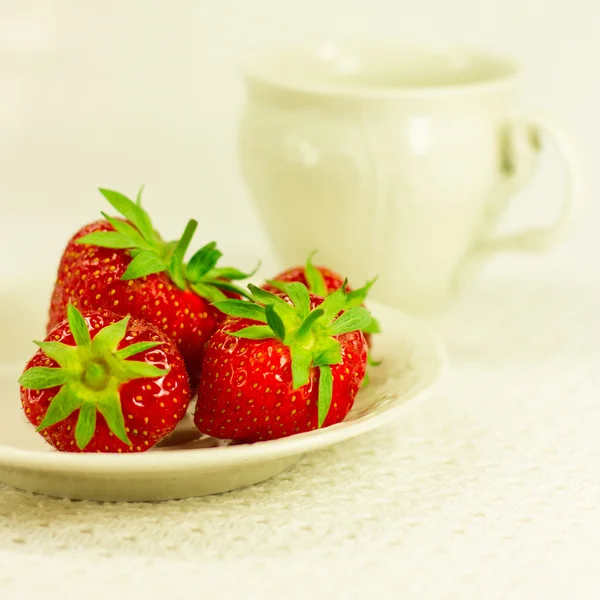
(18, 304, 169, 450)
(75, 187, 256, 303)
(304, 250, 328, 296)
(214, 282, 374, 427)
(266, 251, 381, 336)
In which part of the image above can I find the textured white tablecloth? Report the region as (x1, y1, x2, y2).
(1, 221, 599, 600)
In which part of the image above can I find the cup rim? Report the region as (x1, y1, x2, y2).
(242, 40, 520, 100)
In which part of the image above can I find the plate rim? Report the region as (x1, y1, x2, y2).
(0, 286, 448, 473)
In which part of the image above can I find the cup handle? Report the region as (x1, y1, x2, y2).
(477, 114, 583, 254)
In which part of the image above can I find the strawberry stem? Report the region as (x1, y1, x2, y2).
(82, 361, 110, 391)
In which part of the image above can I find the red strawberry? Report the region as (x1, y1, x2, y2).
(19, 304, 190, 453)
(193, 282, 371, 442)
(47, 188, 254, 385)
(262, 252, 380, 344)
(262, 262, 346, 297)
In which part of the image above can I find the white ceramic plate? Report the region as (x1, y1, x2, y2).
(0, 278, 447, 501)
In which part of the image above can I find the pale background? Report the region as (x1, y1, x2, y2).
(1, 1, 600, 599)
(0, 0, 598, 272)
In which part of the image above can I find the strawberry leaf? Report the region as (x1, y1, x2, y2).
(202, 279, 253, 300)
(265, 304, 286, 342)
(135, 185, 145, 207)
(75, 403, 97, 450)
(121, 250, 168, 280)
(345, 277, 378, 308)
(100, 213, 150, 249)
(33, 341, 78, 369)
(227, 325, 278, 340)
(19, 367, 69, 390)
(362, 316, 381, 335)
(97, 390, 131, 446)
(327, 307, 373, 337)
(263, 279, 287, 293)
(248, 284, 287, 306)
(67, 304, 91, 347)
(75, 231, 139, 250)
(305, 251, 328, 296)
(187, 241, 223, 281)
(114, 341, 163, 360)
(191, 282, 228, 304)
(318, 282, 348, 323)
(290, 344, 312, 389)
(317, 365, 333, 427)
(91, 315, 130, 355)
(99, 188, 155, 241)
(281, 282, 311, 320)
(36, 385, 82, 431)
(209, 263, 259, 281)
(367, 352, 382, 367)
(116, 361, 169, 382)
(248, 284, 298, 322)
(168, 219, 198, 290)
(213, 300, 267, 322)
(184, 244, 256, 300)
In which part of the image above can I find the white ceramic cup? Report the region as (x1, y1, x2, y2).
(238, 41, 581, 313)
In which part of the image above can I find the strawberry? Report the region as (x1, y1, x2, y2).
(47, 187, 254, 385)
(262, 252, 380, 344)
(19, 304, 190, 453)
(262, 252, 348, 297)
(193, 282, 371, 442)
